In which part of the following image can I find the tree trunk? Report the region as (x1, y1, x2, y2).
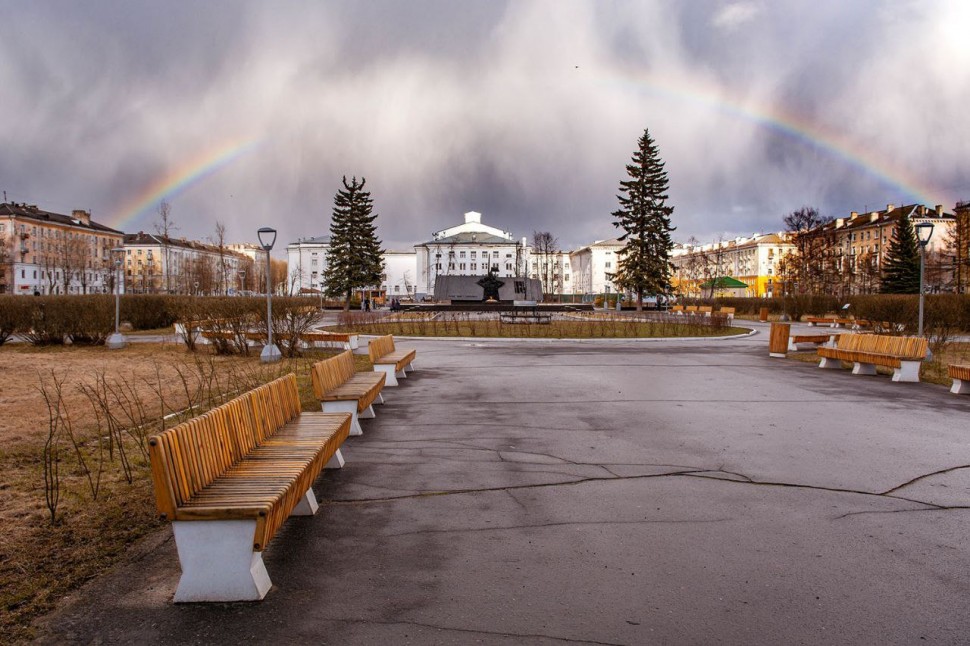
(636, 291, 642, 312)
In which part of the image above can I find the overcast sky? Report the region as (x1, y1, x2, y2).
(2, 1, 969, 253)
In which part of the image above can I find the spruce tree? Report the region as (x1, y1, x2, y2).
(322, 176, 384, 310)
(611, 128, 675, 310)
(881, 211, 921, 294)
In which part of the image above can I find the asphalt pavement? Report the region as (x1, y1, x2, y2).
(36, 322, 970, 645)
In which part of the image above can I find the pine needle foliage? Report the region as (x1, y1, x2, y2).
(881, 211, 921, 294)
(611, 129, 676, 310)
(322, 176, 384, 310)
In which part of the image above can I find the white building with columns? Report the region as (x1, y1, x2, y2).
(414, 211, 528, 298)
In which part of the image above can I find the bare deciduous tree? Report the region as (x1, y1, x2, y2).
(154, 200, 178, 293)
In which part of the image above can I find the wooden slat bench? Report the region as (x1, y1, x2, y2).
(368, 335, 416, 387)
(717, 306, 735, 323)
(670, 305, 685, 315)
(698, 305, 713, 316)
(949, 364, 970, 395)
(816, 333, 928, 382)
(311, 350, 386, 435)
(148, 374, 351, 602)
(788, 333, 838, 352)
(304, 330, 360, 352)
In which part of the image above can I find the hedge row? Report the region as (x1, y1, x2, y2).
(684, 294, 970, 333)
(0, 295, 323, 346)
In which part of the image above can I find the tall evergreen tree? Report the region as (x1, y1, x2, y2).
(322, 176, 384, 310)
(881, 211, 921, 294)
(611, 128, 675, 310)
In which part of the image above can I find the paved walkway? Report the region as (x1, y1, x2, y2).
(38, 327, 970, 644)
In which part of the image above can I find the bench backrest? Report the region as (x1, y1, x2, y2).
(310, 351, 356, 399)
(670, 305, 684, 313)
(718, 307, 736, 315)
(684, 305, 698, 313)
(368, 335, 396, 363)
(148, 373, 302, 520)
(835, 333, 927, 358)
(698, 306, 713, 313)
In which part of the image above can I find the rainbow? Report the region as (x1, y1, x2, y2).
(605, 66, 949, 208)
(109, 137, 261, 230)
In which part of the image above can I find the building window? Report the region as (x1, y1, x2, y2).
(459, 251, 466, 258)
(459, 263, 466, 270)
(471, 263, 477, 271)
(605, 262, 612, 269)
(470, 251, 477, 260)
(506, 263, 512, 271)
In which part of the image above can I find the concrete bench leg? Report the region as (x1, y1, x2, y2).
(374, 364, 399, 386)
(818, 356, 842, 369)
(172, 520, 271, 602)
(852, 362, 877, 376)
(326, 448, 345, 469)
(405, 361, 415, 373)
(893, 361, 921, 383)
(788, 339, 798, 352)
(376, 392, 385, 405)
(952, 378, 968, 394)
(359, 404, 376, 420)
(291, 488, 319, 516)
(322, 400, 363, 435)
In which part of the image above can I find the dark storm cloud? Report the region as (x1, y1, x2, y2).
(1, 0, 968, 252)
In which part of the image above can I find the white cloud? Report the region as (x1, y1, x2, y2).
(711, 2, 762, 31)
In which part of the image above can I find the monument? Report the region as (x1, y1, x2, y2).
(476, 268, 505, 303)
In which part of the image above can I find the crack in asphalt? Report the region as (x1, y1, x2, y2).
(318, 617, 627, 645)
(330, 465, 970, 514)
(380, 517, 732, 538)
(879, 464, 970, 495)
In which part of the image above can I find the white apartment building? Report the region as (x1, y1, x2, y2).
(528, 250, 572, 298)
(0, 202, 124, 295)
(285, 235, 330, 295)
(568, 238, 626, 297)
(382, 250, 418, 300)
(414, 211, 528, 297)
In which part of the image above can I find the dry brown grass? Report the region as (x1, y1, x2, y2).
(0, 342, 358, 643)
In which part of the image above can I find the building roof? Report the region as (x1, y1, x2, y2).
(289, 235, 331, 246)
(124, 232, 249, 259)
(420, 231, 514, 245)
(700, 276, 749, 289)
(812, 203, 954, 237)
(0, 202, 122, 235)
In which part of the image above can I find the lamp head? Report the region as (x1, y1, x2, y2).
(257, 227, 277, 251)
(915, 222, 934, 247)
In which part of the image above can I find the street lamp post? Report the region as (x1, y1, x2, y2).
(915, 221, 934, 338)
(257, 227, 281, 363)
(106, 248, 126, 350)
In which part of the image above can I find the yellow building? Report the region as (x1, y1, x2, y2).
(670, 233, 795, 298)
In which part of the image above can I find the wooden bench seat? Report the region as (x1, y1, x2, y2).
(717, 306, 735, 323)
(311, 350, 386, 435)
(817, 333, 927, 382)
(949, 364, 970, 395)
(148, 374, 351, 602)
(368, 335, 416, 387)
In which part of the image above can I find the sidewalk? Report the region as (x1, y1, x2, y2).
(37, 333, 970, 644)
